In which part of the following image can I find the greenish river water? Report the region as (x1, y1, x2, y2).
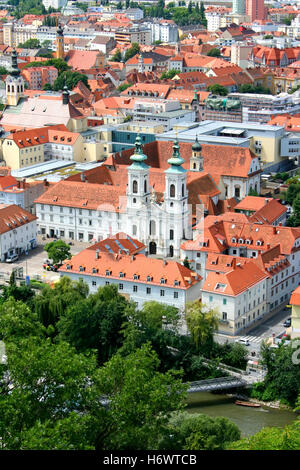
(187, 392, 298, 437)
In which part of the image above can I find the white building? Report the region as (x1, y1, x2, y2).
(35, 136, 192, 258)
(42, 0, 67, 9)
(202, 261, 268, 335)
(143, 19, 178, 44)
(58, 248, 201, 312)
(0, 204, 37, 261)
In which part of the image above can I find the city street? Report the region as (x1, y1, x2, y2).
(214, 306, 292, 357)
(0, 237, 91, 284)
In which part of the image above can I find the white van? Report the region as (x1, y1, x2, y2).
(235, 338, 250, 346)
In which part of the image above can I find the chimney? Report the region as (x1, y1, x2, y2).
(95, 249, 100, 259)
(265, 198, 269, 205)
(163, 259, 167, 266)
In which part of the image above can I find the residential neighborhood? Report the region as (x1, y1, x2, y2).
(0, 0, 299, 454)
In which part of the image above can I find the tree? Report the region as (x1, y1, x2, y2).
(124, 42, 140, 62)
(207, 84, 228, 96)
(0, 337, 100, 449)
(44, 240, 71, 265)
(286, 183, 300, 206)
(18, 38, 40, 49)
(185, 301, 219, 350)
(229, 420, 300, 450)
(117, 82, 133, 92)
(57, 285, 131, 364)
(183, 256, 190, 269)
(188, 1, 192, 13)
(53, 70, 90, 91)
(161, 412, 241, 450)
(207, 48, 220, 57)
(43, 83, 53, 91)
(34, 277, 89, 330)
(248, 187, 259, 196)
(95, 343, 188, 450)
(0, 298, 44, 342)
(111, 49, 122, 62)
(257, 340, 300, 406)
(0, 66, 8, 75)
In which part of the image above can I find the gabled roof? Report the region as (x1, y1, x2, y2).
(0, 204, 37, 235)
(86, 232, 146, 255)
(59, 251, 201, 290)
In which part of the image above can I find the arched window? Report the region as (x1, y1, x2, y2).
(144, 179, 147, 193)
(7, 85, 10, 93)
(149, 220, 156, 236)
(132, 180, 138, 194)
(182, 183, 184, 197)
(193, 162, 196, 170)
(170, 184, 175, 198)
(17, 86, 19, 93)
(11, 86, 14, 93)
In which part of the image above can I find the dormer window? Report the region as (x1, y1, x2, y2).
(133, 274, 139, 280)
(160, 278, 166, 284)
(174, 280, 180, 286)
(238, 238, 244, 244)
(231, 237, 236, 243)
(246, 239, 252, 245)
(119, 272, 125, 278)
(256, 240, 263, 246)
(66, 264, 72, 270)
(92, 268, 98, 274)
(79, 266, 85, 272)
(147, 275, 153, 282)
(105, 270, 111, 276)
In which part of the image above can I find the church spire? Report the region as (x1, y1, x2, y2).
(130, 134, 148, 166)
(11, 49, 20, 77)
(167, 137, 185, 170)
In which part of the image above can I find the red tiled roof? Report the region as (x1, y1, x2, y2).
(86, 232, 146, 255)
(59, 251, 201, 289)
(290, 286, 300, 306)
(0, 204, 37, 235)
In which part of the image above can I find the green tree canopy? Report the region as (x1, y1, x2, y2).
(53, 70, 90, 91)
(206, 48, 220, 57)
(185, 301, 219, 350)
(18, 38, 40, 49)
(124, 43, 140, 62)
(44, 240, 71, 265)
(207, 84, 228, 96)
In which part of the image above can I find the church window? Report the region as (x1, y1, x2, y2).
(144, 179, 147, 193)
(133, 180, 138, 194)
(170, 184, 175, 198)
(182, 183, 185, 197)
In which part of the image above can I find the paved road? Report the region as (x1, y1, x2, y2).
(0, 237, 91, 284)
(214, 306, 292, 357)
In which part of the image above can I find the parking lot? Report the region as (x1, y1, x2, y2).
(0, 236, 91, 284)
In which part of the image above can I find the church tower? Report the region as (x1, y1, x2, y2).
(190, 136, 203, 172)
(127, 134, 150, 210)
(164, 139, 190, 257)
(5, 49, 25, 107)
(138, 53, 145, 74)
(56, 23, 64, 59)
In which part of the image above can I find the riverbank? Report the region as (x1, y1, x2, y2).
(227, 392, 294, 411)
(187, 391, 297, 437)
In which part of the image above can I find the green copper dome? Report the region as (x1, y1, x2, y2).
(167, 139, 185, 167)
(130, 134, 148, 164)
(192, 135, 202, 152)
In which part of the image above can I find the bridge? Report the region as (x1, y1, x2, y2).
(187, 373, 260, 393)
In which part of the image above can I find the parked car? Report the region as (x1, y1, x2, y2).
(235, 338, 250, 346)
(283, 318, 291, 328)
(6, 254, 19, 263)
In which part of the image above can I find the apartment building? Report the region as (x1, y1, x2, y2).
(22, 66, 58, 90)
(59, 248, 201, 312)
(0, 203, 37, 261)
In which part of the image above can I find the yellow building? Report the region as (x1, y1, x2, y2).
(290, 286, 300, 339)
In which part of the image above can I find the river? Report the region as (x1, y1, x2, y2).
(187, 392, 298, 437)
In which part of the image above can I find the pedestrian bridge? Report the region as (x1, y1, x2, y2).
(187, 376, 248, 393)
